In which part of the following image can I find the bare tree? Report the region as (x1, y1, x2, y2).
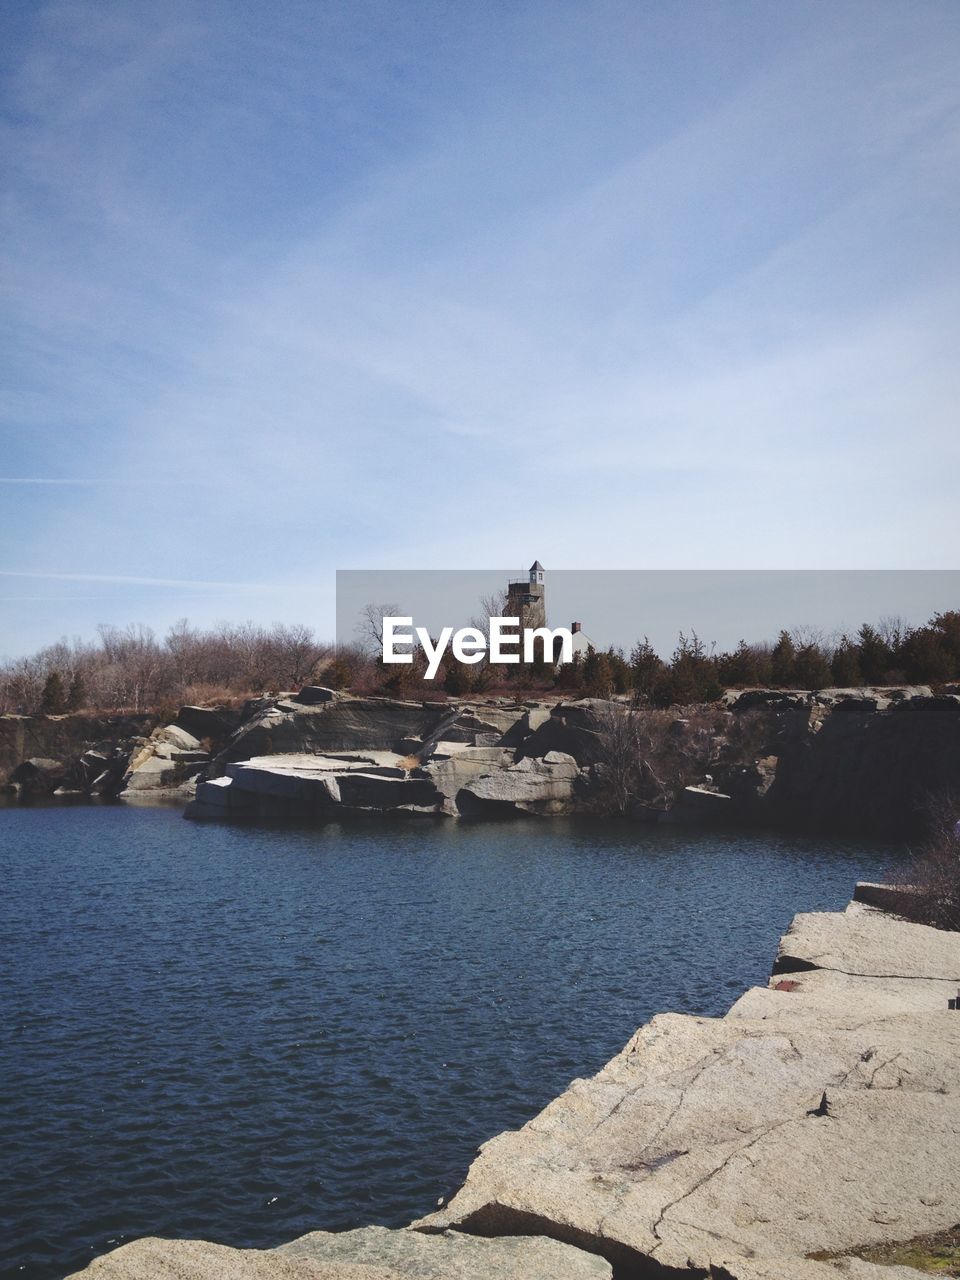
(878, 615, 908, 651)
(593, 704, 723, 816)
(355, 603, 403, 658)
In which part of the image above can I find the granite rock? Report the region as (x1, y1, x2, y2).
(64, 1227, 611, 1280)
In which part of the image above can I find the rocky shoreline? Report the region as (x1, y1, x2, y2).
(63, 891, 960, 1279)
(5, 683, 960, 836)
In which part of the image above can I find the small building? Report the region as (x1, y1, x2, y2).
(505, 561, 595, 664)
(506, 560, 546, 633)
(567, 620, 595, 660)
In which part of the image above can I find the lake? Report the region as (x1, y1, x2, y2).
(0, 804, 899, 1280)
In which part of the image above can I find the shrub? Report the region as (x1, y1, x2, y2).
(892, 793, 960, 931)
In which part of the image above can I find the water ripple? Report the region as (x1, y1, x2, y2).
(0, 806, 898, 1280)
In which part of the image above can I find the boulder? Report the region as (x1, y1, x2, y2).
(724, 689, 810, 711)
(175, 705, 241, 742)
(152, 724, 203, 752)
(335, 771, 440, 810)
(121, 725, 211, 796)
(294, 685, 337, 705)
(516, 699, 622, 766)
(122, 755, 181, 791)
(278, 1225, 610, 1278)
(664, 784, 733, 822)
(422, 746, 516, 805)
(64, 1228, 611, 1280)
(497, 703, 552, 748)
(450, 702, 529, 738)
(7, 756, 66, 795)
(456, 751, 580, 816)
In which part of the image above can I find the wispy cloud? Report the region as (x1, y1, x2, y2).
(2, 1, 959, 653)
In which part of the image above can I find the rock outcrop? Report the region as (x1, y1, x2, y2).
(5, 685, 959, 836)
(763, 693, 960, 835)
(455, 750, 580, 816)
(0, 712, 157, 794)
(516, 698, 621, 765)
(186, 745, 581, 821)
(208, 696, 475, 770)
(418, 900, 960, 1277)
(65, 1226, 611, 1279)
(181, 684, 960, 832)
(120, 723, 212, 798)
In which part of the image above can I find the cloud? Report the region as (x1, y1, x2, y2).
(2, 1, 959, 652)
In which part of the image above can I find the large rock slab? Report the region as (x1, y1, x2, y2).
(278, 1225, 610, 1277)
(728, 966, 960, 1021)
(187, 753, 438, 819)
(719, 1260, 930, 1279)
(437, 702, 527, 744)
(422, 746, 516, 807)
(65, 1227, 611, 1279)
(418, 911, 960, 1274)
(121, 723, 211, 796)
(456, 751, 580, 816)
(212, 698, 452, 768)
(773, 909, 960, 980)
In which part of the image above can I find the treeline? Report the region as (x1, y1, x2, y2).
(3, 609, 959, 716)
(553, 611, 960, 705)
(314, 609, 960, 704)
(0, 620, 332, 715)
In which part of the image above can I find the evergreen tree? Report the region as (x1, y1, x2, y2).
(323, 657, 353, 690)
(717, 639, 761, 688)
(931, 611, 960, 674)
(857, 624, 892, 684)
(66, 672, 87, 710)
(629, 637, 664, 704)
(795, 644, 832, 690)
(40, 672, 66, 714)
(607, 648, 631, 695)
(899, 628, 952, 683)
(770, 631, 797, 687)
(555, 650, 583, 690)
(830, 637, 862, 687)
(663, 632, 721, 705)
(582, 646, 615, 697)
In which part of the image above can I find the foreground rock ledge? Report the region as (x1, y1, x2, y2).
(65, 900, 960, 1280)
(417, 903, 960, 1277)
(64, 1226, 611, 1279)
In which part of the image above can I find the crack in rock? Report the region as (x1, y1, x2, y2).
(649, 1114, 806, 1257)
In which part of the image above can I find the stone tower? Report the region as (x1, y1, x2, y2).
(506, 560, 546, 633)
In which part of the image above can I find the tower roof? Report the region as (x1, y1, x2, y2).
(530, 560, 545, 572)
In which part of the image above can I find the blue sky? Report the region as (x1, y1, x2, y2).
(2, 0, 959, 655)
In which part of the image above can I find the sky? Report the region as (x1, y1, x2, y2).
(2, 0, 959, 656)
